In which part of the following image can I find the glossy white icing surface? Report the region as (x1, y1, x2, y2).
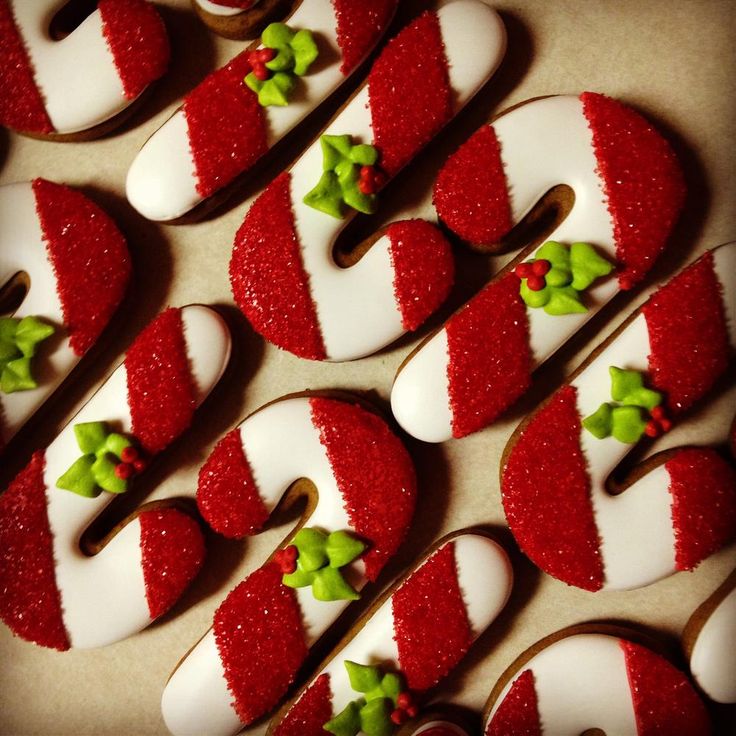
(487, 634, 638, 734)
(689, 584, 736, 703)
(39, 306, 230, 648)
(412, 722, 468, 736)
(194, 0, 247, 17)
(391, 95, 620, 443)
(712, 243, 736, 344)
(10, 0, 134, 134)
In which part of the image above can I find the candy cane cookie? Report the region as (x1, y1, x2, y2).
(0, 305, 231, 650)
(127, 0, 398, 222)
(267, 532, 513, 736)
(391, 93, 686, 442)
(192, 0, 292, 40)
(229, 1, 506, 361)
(484, 626, 711, 735)
(0, 179, 130, 450)
(0, 0, 169, 139)
(501, 244, 736, 592)
(162, 393, 416, 735)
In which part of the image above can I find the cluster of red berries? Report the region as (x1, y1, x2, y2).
(248, 47, 277, 81)
(390, 691, 418, 725)
(114, 445, 147, 480)
(645, 405, 672, 438)
(514, 258, 552, 291)
(275, 544, 299, 574)
(358, 165, 385, 195)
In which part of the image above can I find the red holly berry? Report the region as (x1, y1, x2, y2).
(406, 705, 419, 718)
(132, 458, 147, 473)
(275, 547, 297, 574)
(659, 418, 672, 433)
(390, 709, 407, 726)
(515, 262, 533, 279)
(650, 406, 666, 421)
(253, 64, 270, 81)
(526, 275, 546, 292)
(121, 446, 139, 463)
(258, 47, 276, 63)
(397, 692, 413, 710)
(532, 258, 551, 276)
(619, 275, 634, 291)
(284, 545, 298, 561)
(115, 462, 133, 480)
(645, 420, 660, 438)
(358, 178, 373, 195)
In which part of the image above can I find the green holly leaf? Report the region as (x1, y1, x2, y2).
(582, 402, 613, 439)
(256, 71, 295, 107)
(105, 432, 132, 458)
(326, 531, 366, 568)
(282, 564, 315, 589)
(536, 241, 570, 269)
(343, 184, 376, 215)
(349, 144, 378, 167)
(1, 357, 36, 393)
(570, 242, 614, 291)
(244, 71, 263, 95)
(74, 421, 108, 454)
(291, 29, 319, 76)
(57, 455, 99, 498)
(543, 286, 588, 316)
(380, 672, 402, 706)
(0, 317, 18, 345)
(92, 454, 126, 494)
(324, 700, 362, 736)
(519, 279, 551, 309)
(345, 661, 382, 694)
(265, 46, 295, 73)
(359, 698, 393, 736)
(611, 405, 648, 444)
(545, 265, 572, 288)
(261, 22, 294, 49)
(293, 527, 328, 572)
(15, 316, 54, 358)
(609, 366, 662, 409)
(312, 567, 360, 601)
(303, 171, 345, 218)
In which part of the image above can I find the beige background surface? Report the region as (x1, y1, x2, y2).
(1, 0, 735, 733)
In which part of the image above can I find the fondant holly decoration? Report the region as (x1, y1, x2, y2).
(56, 422, 147, 497)
(244, 22, 318, 107)
(582, 366, 670, 444)
(303, 134, 384, 218)
(515, 241, 613, 315)
(0, 316, 54, 393)
(279, 527, 366, 601)
(324, 661, 417, 736)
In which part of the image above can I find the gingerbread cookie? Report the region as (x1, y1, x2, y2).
(0, 179, 130, 450)
(228, 1, 506, 361)
(484, 627, 710, 735)
(0, 0, 169, 139)
(501, 244, 736, 591)
(268, 531, 512, 736)
(127, 0, 398, 222)
(162, 393, 416, 735)
(391, 92, 685, 442)
(0, 306, 231, 650)
(408, 716, 470, 736)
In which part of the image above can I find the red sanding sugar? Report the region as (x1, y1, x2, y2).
(0, 452, 69, 651)
(391, 542, 472, 691)
(33, 178, 130, 356)
(0, 0, 52, 133)
(445, 272, 532, 438)
(139, 507, 205, 620)
(368, 12, 452, 176)
(388, 219, 454, 331)
(197, 428, 269, 538)
(214, 562, 309, 725)
(666, 448, 736, 572)
(230, 172, 326, 359)
(581, 92, 685, 289)
(310, 397, 416, 581)
(333, 0, 397, 75)
(486, 669, 542, 736)
(502, 385, 604, 591)
(125, 308, 197, 455)
(434, 124, 512, 246)
(621, 639, 711, 735)
(643, 251, 729, 414)
(183, 49, 268, 198)
(273, 674, 333, 736)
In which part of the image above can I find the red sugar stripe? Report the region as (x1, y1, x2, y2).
(433, 124, 512, 246)
(446, 272, 532, 438)
(139, 507, 205, 620)
(183, 49, 268, 199)
(666, 448, 736, 572)
(125, 308, 197, 455)
(0, 0, 52, 133)
(368, 11, 452, 176)
(197, 428, 269, 539)
(98, 0, 169, 101)
(214, 562, 309, 725)
(230, 172, 326, 360)
(388, 219, 454, 331)
(0, 451, 69, 651)
(486, 669, 542, 736)
(333, 0, 397, 75)
(581, 92, 685, 289)
(621, 639, 711, 735)
(643, 251, 730, 414)
(273, 673, 333, 736)
(33, 178, 130, 356)
(391, 542, 472, 691)
(502, 385, 604, 592)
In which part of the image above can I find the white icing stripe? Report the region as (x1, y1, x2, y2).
(488, 635, 638, 734)
(40, 306, 229, 648)
(712, 243, 736, 344)
(689, 585, 736, 704)
(10, 1, 131, 134)
(194, 0, 246, 17)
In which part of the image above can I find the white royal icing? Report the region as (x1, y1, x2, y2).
(38, 305, 230, 648)
(689, 582, 736, 704)
(194, 0, 250, 18)
(412, 723, 468, 736)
